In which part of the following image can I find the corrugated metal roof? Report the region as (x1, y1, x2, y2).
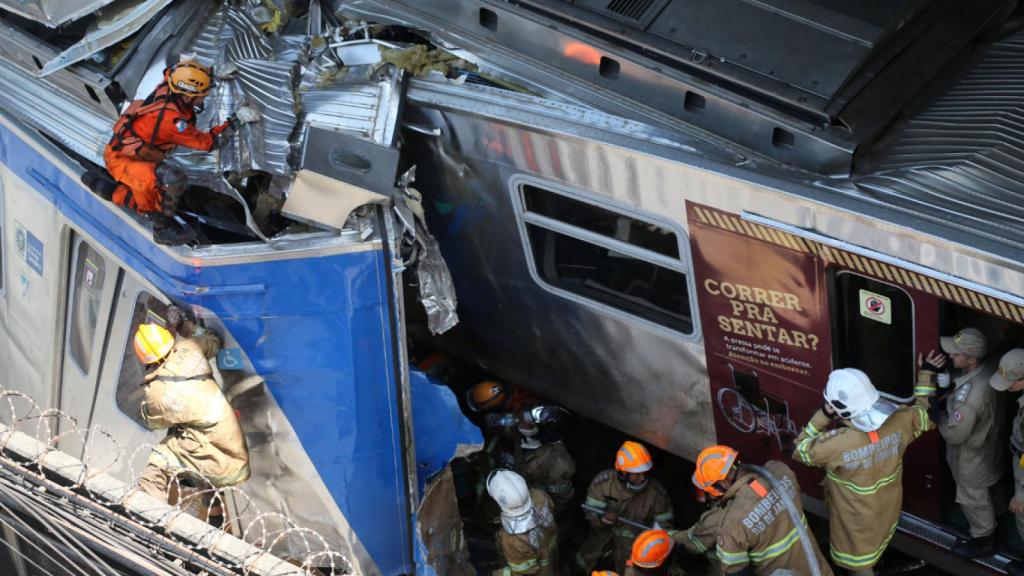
(851, 33, 1024, 254)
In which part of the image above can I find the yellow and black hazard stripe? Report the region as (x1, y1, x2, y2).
(690, 205, 1024, 324)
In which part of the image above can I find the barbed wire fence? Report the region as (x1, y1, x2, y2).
(0, 387, 354, 575)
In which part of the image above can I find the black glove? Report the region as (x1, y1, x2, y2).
(921, 358, 944, 372)
(927, 406, 942, 425)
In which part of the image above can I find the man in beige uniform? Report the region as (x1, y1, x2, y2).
(577, 441, 674, 574)
(688, 446, 831, 576)
(133, 322, 250, 518)
(990, 348, 1024, 576)
(793, 368, 933, 575)
(487, 469, 558, 576)
(929, 328, 1004, 558)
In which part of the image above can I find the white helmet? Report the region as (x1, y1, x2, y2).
(824, 368, 897, 433)
(486, 469, 537, 534)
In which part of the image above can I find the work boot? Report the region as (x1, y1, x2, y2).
(80, 168, 118, 200)
(150, 213, 198, 246)
(1008, 559, 1024, 576)
(951, 534, 995, 559)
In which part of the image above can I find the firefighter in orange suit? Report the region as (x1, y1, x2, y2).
(86, 57, 235, 244)
(486, 469, 558, 576)
(133, 322, 250, 519)
(689, 446, 831, 576)
(577, 441, 674, 574)
(792, 368, 932, 576)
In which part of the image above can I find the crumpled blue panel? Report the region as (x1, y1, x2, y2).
(409, 368, 482, 497)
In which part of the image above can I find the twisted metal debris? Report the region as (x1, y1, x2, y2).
(0, 386, 353, 575)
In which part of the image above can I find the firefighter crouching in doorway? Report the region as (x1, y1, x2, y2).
(486, 469, 558, 576)
(792, 368, 932, 576)
(577, 441, 674, 574)
(132, 321, 250, 522)
(925, 328, 1005, 558)
(687, 445, 831, 576)
(83, 56, 253, 245)
(991, 348, 1024, 576)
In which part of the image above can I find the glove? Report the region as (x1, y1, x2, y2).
(235, 105, 260, 125)
(210, 116, 236, 137)
(921, 357, 945, 373)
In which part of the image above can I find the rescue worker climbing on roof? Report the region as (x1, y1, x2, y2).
(922, 328, 1005, 559)
(687, 445, 832, 576)
(991, 348, 1024, 576)
(486, 469, 558, 576)
(623, 529, 675, 576)
(576, 441, 674, 574)
(792, 368, 931, 576)
(132, 317, 249, 522)
(82, 54, 257, 245)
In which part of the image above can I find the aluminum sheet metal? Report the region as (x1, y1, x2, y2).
(0, 0, 115, 28)
(851, 31, 1024, 258)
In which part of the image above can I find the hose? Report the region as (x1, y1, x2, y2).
(745, 464, 822, 576)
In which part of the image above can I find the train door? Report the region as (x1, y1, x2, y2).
(827, 269, 944, 521)
(58, 234, 120, 457)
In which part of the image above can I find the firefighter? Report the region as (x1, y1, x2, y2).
(133, 322, 250, 520)
(990, 348, 1024, 576)
(925, 328, 1004, 558)
(515, 406, 576, 513)
(467, 379, 541, 416)
(576, 441, 674, 574)
(624, 529, 673, 576)
(486, 469, 558, 576)
(83, 56, 249, 244)
(690, 446, 832, 576)
(792, 368, 932, 575)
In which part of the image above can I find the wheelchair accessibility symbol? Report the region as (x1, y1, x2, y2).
(217, 348, 244, 371)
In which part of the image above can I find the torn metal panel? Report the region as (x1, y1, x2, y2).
(282, 170, 389, 231)
(0, 0, 116, 28)
(0, 18, 120, 120)
(38, 0, 175, 77)
(415, 467, 476, 576)
(300, 119, 401, 196)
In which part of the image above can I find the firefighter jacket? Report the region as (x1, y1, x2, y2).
(580, 469, 674, 571)
(712, 461, 832, 576)
(793, 396, 932, 571)
(141, 332, 250, 487)
(108, 85, 221, 161)
(1011, 395, 1024, 504)
(674, 498, 729, 555)
(518, 442, 576, 510)
(939, 361, 1004, 489)
(492, 489, 558, 576)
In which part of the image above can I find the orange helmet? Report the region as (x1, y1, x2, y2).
(615, 441, 653, 474)
(467, 380, 506, 412)
(631, 529, 673, 568)
(692, 445, 738, 498)
(166, 60, 212, 96)
(592, 572, 619, 576)
(134, 323, 174, 365)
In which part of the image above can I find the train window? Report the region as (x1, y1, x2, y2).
(67, 240, 107, 373)
(113, 292, 166, 427)
(830, 271, 915, 401)
(516, 181, 693, 335)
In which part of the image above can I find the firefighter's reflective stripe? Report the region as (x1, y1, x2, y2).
(795, 422, 822, 465)
(826, 466, 902, 495)
(830, 523, 898, 568)
(913, 407, 930, 438)
(716, 516, 808, 566)
(584, 496, 606, 510)
(914, 385, 936, 396)
(503, 558, 537, 574)
(687, 526, 708, 553)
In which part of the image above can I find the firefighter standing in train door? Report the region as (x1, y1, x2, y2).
(486, 469, 558, 576)
(83, 56, 250, 245)
(687, 445, 832, 576)
(990, 348, 1024, 576)
(132, 321, 250, 521)
(922, 328, 1005, 558)
(792, 368, 932, 575)
(576, 441, 674, 574)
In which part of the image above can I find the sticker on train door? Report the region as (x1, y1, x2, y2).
(859, 289, 891, 324)
(14, 221, 43, 277)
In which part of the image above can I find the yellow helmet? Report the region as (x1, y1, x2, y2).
(134, 323, 174, 365)
(165, 60, 212, 97)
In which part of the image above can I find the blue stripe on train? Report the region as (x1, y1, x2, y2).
(0, 124, 412, 574)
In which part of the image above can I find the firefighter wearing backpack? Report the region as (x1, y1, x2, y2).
(793, 368, 934, 576)
(88, 57, 241, 244)
(688, 445, 831, 576)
